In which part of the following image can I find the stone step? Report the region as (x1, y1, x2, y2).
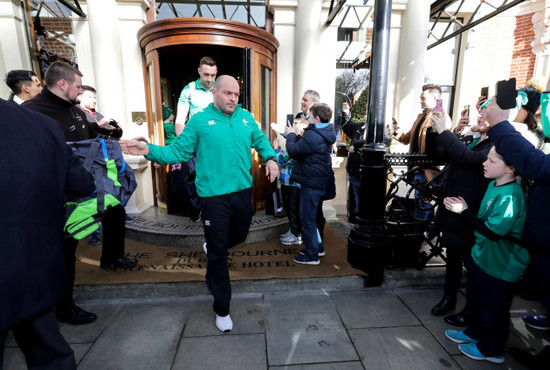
(79, 213, 447, 301)
(126, 206, 289, 248)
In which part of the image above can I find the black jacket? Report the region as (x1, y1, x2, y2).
(287, 123, 336, 190)
(22, 87, 119, 141)
(0, 99, 94, 330)
(341, 113, 365, 179)
(435, 131, 493, 244)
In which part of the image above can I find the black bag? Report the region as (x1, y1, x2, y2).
(64, 137, 137, 239)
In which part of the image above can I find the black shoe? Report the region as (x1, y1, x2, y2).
(509, 346, 550, 370)
(444, 309, 468, 327)
(57, 304, 97, 325)
(191, 209, 202, 223)
(431, 296, 456, 316)
(100, 257, 138, 270)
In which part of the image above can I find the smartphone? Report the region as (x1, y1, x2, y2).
(496, 78, 517, 110)
(480, 86, 489, 98)
(286, 114, 294, 126)
(433, 98, 443, 113)
(463, 105, 470, 118)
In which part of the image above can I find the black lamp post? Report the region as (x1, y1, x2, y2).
(347, 0, 392, 286)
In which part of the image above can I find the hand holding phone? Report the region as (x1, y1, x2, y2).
(480, 86, 489, 98)
(463, 105, 470, 118)
(433, 99, 443, 113)
(286, 114, 294, 126)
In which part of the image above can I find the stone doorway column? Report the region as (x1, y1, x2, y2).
(85, 0, 128, 129)
(393, 1, 430, 129)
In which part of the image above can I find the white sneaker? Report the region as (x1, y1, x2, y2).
(280, 234, 303, 246)
(203, 242, 207, 254)
(280, 229, 292, 239)
(216, 314, 233, 332)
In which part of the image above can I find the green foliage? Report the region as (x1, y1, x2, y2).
(351, 87, 369, 123)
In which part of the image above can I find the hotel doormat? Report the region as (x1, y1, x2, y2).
(75, 225, 365, 285)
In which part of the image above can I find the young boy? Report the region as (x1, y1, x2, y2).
(272, 119, 308, 246)
(443, 147, 528, 364)
(285, 103, 336, 265)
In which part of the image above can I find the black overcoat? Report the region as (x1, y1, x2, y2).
(0, 99, 94, 330)
(435, 130, 493, 247)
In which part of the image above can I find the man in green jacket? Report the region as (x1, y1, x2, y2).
(124, 75, 279, 332)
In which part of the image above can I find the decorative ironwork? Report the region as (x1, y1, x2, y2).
(428, 0, 527, 50)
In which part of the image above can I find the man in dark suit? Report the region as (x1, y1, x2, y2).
(23, 61, 137, 325)
(0, 98, 95, 369)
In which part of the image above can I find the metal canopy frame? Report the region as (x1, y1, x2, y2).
(327, 0, 373, 66)
(156, 0, 265, 27)
(428, 0, 526, 49)
(57, 0, 85, 17)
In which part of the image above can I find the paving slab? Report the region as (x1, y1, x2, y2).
(264, 291, 358, 366)
(423, 318, 463, 355)
(348, 326, 461, 369)
(270, 361, 364, 370)
(59, 301, 123, 344)
(394, 287, 467, 324)
(77, 301, 186, 370)
(3, 343, 92, 369)
(182, 293, 265, 336)
(452, 352, 531, 370)
(173, 333, 266, 370)
(330, 289, 420, 329)
(508, 318, 550, 352)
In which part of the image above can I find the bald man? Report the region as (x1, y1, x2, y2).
(124, 75, 279, 333)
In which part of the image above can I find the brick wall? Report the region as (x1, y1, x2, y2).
(39, 18, 76, 62)
(510, 13, 536, 87)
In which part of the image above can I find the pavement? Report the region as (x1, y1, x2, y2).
(3, 219, 549, 369)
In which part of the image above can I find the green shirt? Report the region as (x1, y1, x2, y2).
(146, 103, 275, 198)
(163, 122, 177, 146)
(471, 180, 529, 282)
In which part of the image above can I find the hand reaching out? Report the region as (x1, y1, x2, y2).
(120, 137, 150, 156)
(265, 159, 279, 183)
(443, 196, 468, 214)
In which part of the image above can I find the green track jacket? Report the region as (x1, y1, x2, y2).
(146, 103, 275, 198)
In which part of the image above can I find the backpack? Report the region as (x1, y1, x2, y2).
(64, 136, 137, 239)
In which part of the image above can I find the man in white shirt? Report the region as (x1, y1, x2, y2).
(5, 70, 42, 104)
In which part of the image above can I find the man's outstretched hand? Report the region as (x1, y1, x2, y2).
(265, 159, 279, 183)
(120, 137, 150, 156)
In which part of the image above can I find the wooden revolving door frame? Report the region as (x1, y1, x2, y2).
(138, 18, 279, 213)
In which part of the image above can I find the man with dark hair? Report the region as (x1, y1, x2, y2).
(123, 75, 278, 333)
(392, 83, 445, 166)
(175, 56, 218, 134)
(1, 98, 94, 369)
(392, 83, 450, 220)
(4, 69, 42, 104)
(23, 61, 137, 326)
(78, 85, 122, 139)
(173, 56, 218, 222)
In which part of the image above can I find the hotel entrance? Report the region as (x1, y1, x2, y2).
(138, 18, 279, 214)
